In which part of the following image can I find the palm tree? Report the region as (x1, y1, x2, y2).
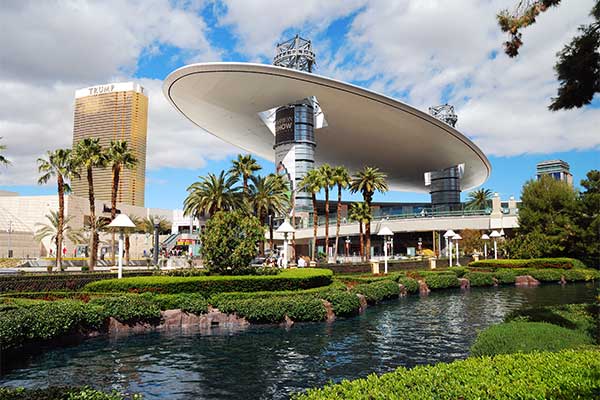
(73, 138, 106, 270)
(349, 202, 371, 261)
(184, 171, 241, 219)
(250, 173, 291, 253)
(466, 188, 493, 210)
(34, 212, 85, 267)
(299, 169, 325, 261)
(332, 166, 351, 262)
(37, 149, 78, 271)
(350, 166, 389, 259)
(318, 164, 335, 259)
(106, 140, 138, 264)
(229, 154, 261, 196)
(137, 215, 172, 235)
(0, 137, 10, 166)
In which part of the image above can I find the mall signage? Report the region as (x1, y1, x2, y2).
(275, 106, 295, 144)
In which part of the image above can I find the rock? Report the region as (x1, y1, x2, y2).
(161, 309, 183, 328)
(418, 280, 430, 295)
(398, 283, 408, 297)
(108, 317, 152, 336)
(322, 299, 336, 322)
(280, 315, 294, 328)
(492, 277, 499, 287)
(515, 275, 540, 287)
(560, 275, 567, 285)
(356, 294, 368, 313)
(459, 278, 470, 289)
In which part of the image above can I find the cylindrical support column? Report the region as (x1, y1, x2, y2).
(153, 222, 159, 266)
(118, 231, 124, 279)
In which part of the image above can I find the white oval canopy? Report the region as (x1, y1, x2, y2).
(163, 62, 490, 193)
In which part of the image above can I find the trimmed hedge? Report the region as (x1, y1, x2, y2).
(423, 274, 460, 289)
(350, 280, 400, 304)
(211, 295, 327, 323)
(319, 290, 361, 317)
(293, 350, 600, 399)
(146, 293, 208, 315)
(89, 296, 161, 324)
(470, 321, 593, 357)
(0, 386, 141, 400)
(469, 258, 586, 270)
(84, 268, 332, 295)
(397, 277, 419, 293)
(464, 271, 496, 286)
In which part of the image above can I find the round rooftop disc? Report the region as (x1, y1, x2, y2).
(163, 62, 490, 192)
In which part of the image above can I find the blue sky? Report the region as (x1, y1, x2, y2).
(0, 1, 598, 210)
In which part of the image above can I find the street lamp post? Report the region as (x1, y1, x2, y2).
(452, 233, 462, 266)
(153, 219, 160, 266)
(443, 230, 456, 266)
(481, 233, 490, 259)
(107, 214, 136, 279)
(490, 230, 501, 260)
(276, 219, 296, 268)
(377, 226, 393, 274)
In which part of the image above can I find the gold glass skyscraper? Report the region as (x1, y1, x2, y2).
(71, 82, 148, 207)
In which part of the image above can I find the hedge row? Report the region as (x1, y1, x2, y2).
(211, 295, 327, 323)
(350, 280, 400, 304)
(0, 271, 153, 293)
(469, 258, 586, 270)
(294, 349, 600, 399)
(0, 386, 141, 400)
(84, 268, 333, 295)
(470, 321, 593, 357)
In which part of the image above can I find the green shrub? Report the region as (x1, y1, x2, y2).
(464, 271, 495, 286)
(350, 280, 399, 304)
(447, 266, 468, 277)
(493, 269, 519, 284)
(84, 268, 333, 295)
(397, 277, 419, 293)
(89, 295, 161, 324)
(469, 258, 586, 270)
(526, 268, 564, 282)
(158, 268, 210, 277)
(563, 268, 600, 281)
(146, 293, 208, 315)
(470, 321, 592, 357)
(319, 290, 360, 317)
(0, 386, 141, 400)
(293, 349, 600, 399)
(506, 303, 599, 342)
(423, 274, 460, 289)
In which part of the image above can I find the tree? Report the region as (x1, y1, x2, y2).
(184, 171, 241, 219)
(510, 175, 578, 258)
(106, 140, 138, 265)
(349, 202, 371, 261)
(137, 215, 172, 235)
(0, 137, 10, 166)
(575, 170, 600, 268)
(200, 210, 264, 274)
(466, 188, 493, 210)
(299, 169, 325, 261)
(229, 154, 261, 196)
(350, 166, 389, 259)
(318, 164, 335, 258)
(73, 138, 106, 270)
(459, 229, 484, 255)
(332, 166, 351, 262)
(250, 173, 291, 253)
(34, 212, 85, 264)
(37, 149, 78, 271)
(497, 0, 600, 110)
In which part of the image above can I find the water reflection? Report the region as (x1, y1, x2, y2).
(1, 283, 596, 399)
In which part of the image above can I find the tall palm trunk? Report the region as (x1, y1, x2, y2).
(259, 210, 266, 255)
(268, 211, 275, 252)
(56, 174, 65, 271)
(324, 187, 330, 260)
(359, 221, 364, 261)
(311, 193, 318, 261)
(110, 164, 121, 265)
(334, 185, 342, 262)
(87, 166, 97, 271)
(365, 219, 371, 260)
(125, 234, 130, 266)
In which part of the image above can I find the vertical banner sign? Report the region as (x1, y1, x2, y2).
(275, 106, 295, 144)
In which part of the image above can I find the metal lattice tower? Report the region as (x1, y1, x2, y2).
(273, 34, 316, 73)
(428, 104, 458, 127)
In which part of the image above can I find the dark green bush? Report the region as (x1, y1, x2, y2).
(0, 386, 141, 400)
(493, 269, 518, 284)
(397, 277, 419, 293)
(158, 268, 210, 277)
(293, 350, 600, 399)
(145, 293, 208, 315)
(350, 280, 399, 304)
(319, 290, 360, 317)
(525, 268, 564, 282)
(89, 295, 161, 324)
(470, 321, 592, 357)
(447, 266, 468, 277)
(464, 271, 496, 286)
(84, 268, 332, 295)
(506, 303, 598, 342)
(423, 274, 460, 289)
(469, 258, 586, 270)
(563, 268, 600, 281)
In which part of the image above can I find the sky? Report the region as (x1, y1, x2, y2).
(0, 0, 598, 210)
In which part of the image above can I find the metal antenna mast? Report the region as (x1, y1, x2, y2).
(428, 104, 458, 127)
(273, 34, 316, 73)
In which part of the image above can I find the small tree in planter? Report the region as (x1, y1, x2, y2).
(201, 211, 265, 274)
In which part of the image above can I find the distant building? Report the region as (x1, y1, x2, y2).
(71, 82, 148, 207)
(536, 159, 573, 186)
